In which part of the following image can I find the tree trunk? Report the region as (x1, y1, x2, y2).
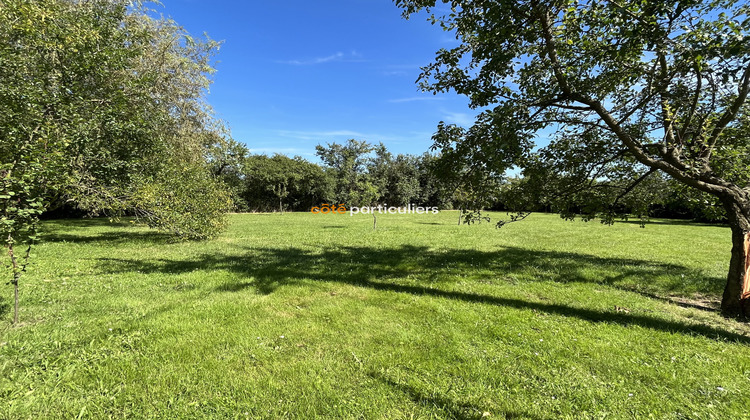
(458, 208, 462, 225)
(373, 213, 377, 230)
(8, 241, 20, 324)
(13, 271, 19, 324)
(720, 199, 750, 318)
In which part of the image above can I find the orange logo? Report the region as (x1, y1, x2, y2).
(311, 204, 347, 214)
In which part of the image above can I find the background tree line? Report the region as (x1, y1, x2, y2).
(205, 138, 453, 213)
(168, 137, 730, 223)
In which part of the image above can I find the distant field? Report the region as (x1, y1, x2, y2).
(1, 212, 749, 419)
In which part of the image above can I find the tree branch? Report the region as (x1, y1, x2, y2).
(537, 9, 572, 97)
(678, 62, 702, 144)
(534, 2, 738, 201)
(657, 52, 679, 151)
(702, 63, 750, 160)
(611, 168, 657, 209)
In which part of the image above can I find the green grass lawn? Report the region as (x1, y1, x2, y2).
(1, 211, 749, 419)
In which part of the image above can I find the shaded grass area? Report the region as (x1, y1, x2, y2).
(1, 212, 749, 419)
(98, 245, 742, 343)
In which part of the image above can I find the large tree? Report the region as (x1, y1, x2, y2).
(205, 133, 250, 211)
(1, 0, 232, 323)
(315, 139, 379, 206)
(242, 154, 330, 212)
(396, 0, 750, 317)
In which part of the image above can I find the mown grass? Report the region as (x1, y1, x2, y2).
(1, 211, 749, 419)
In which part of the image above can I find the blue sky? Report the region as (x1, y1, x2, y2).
(158, 0, 479, 160)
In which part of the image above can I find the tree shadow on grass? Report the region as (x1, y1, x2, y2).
(632, 290, 720, 312)
(97, 245, 748, 343)
(38, 218, 172, 245)
(40, 230, 172, 245)
(367, 370, 547, 420)
(618, 218, 726, 228)
(41, 218, 116, 228)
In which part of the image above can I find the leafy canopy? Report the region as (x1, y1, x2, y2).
(397, 0, 750, 223)
(0, 0, 233, 242)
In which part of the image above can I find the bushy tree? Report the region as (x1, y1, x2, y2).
(204, 132, 250, 211)
(242, 154, 330, 212)
(315, 140, 457, 210)
(655, 181, 727, 222)
(1, 0, 231, 322)
(430, 124, 505, 223)
(315, 139, 379, 206)
(415, 153, 453, 208)
(371, 149, 422, 207)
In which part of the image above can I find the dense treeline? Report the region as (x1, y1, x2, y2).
(43, 131, 728, 222)
(194, 137, 727, 222)
(205, 139, 454, 213)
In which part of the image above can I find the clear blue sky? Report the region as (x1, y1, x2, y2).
(158, 0, 479, 160)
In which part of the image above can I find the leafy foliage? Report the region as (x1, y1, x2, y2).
(242, 154, 331, 212)
(1, 0, 232, 237)
(131, 163, 232, 240)
(0, 0, 234, 321)
(315, 140, 460, 209)
(315, 140, 379, 207)
(397, 0, 750, 214)
(204, 132, 250, 211)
